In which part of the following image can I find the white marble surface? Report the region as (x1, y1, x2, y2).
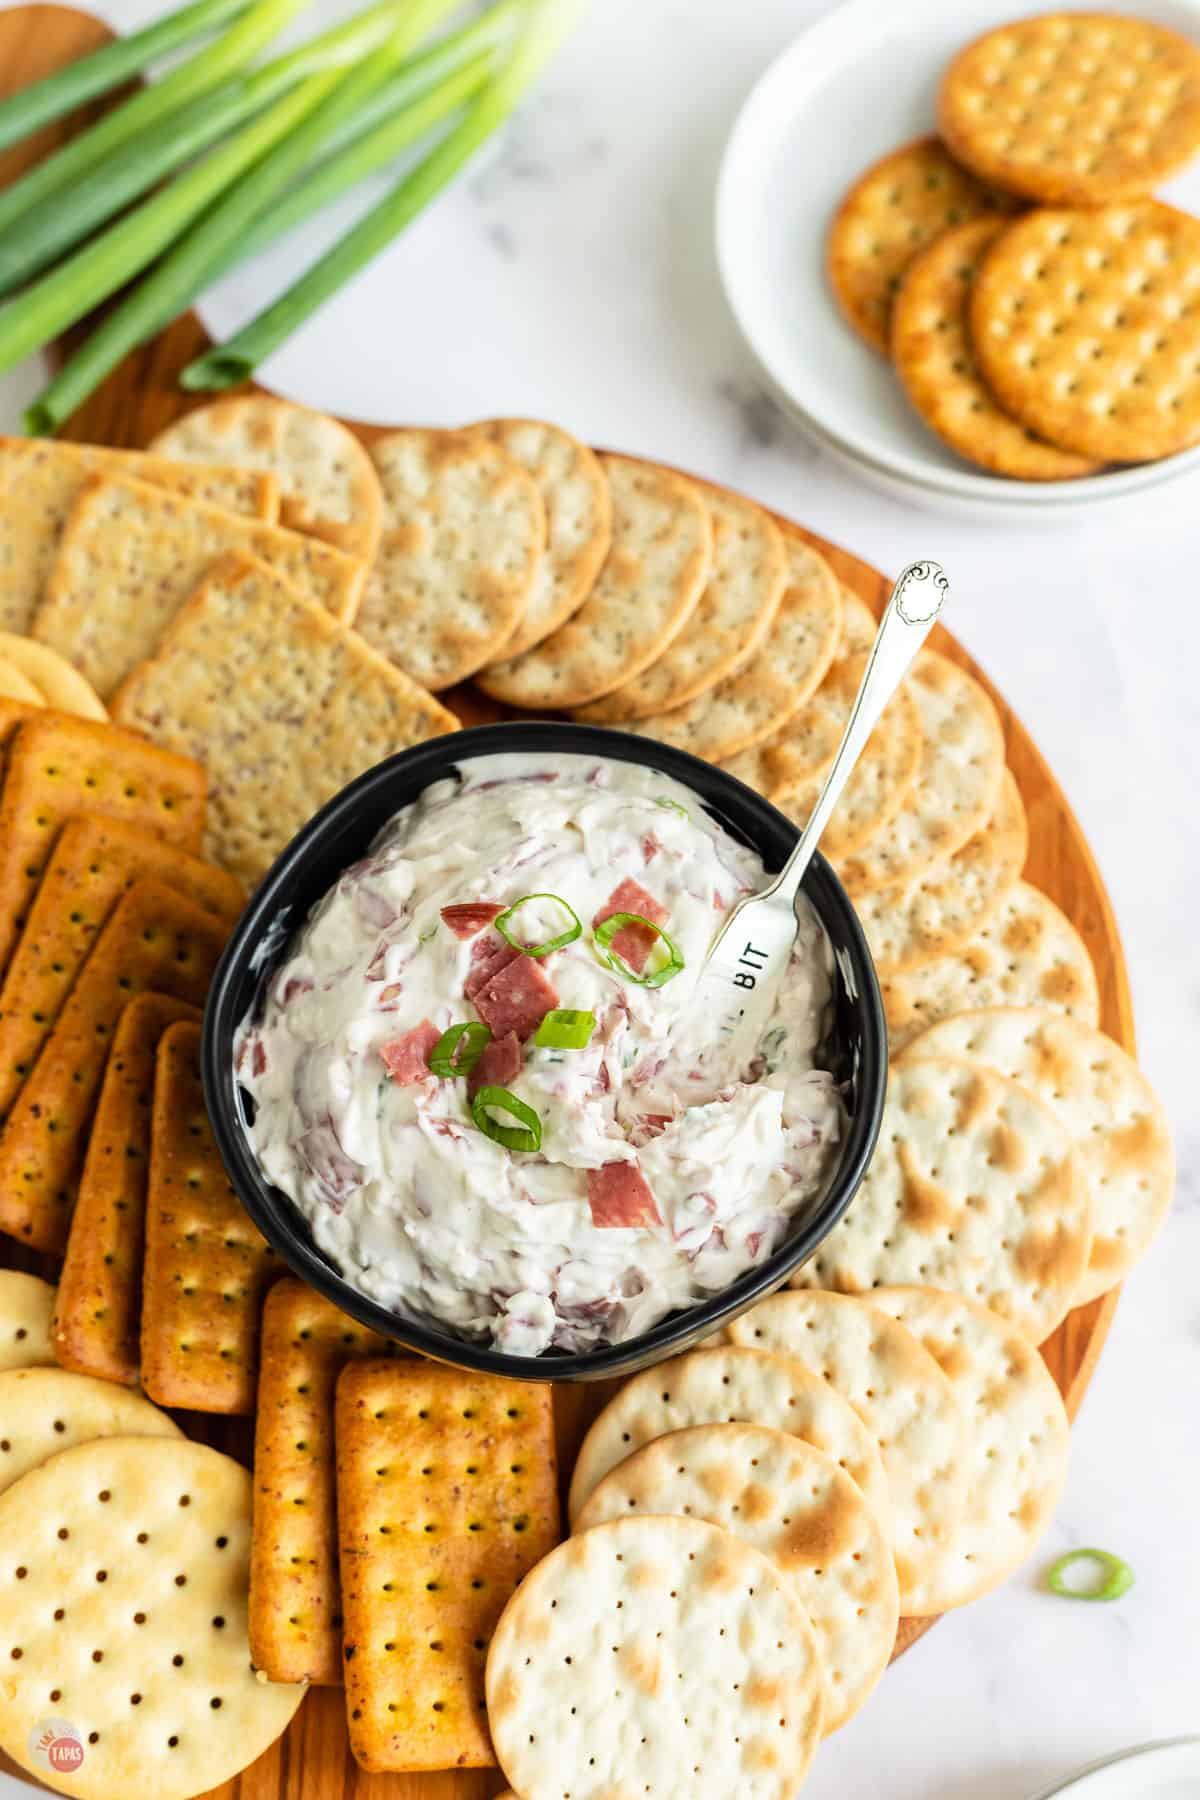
(1, 0, 1199, 1794)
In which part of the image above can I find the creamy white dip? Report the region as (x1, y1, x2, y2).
(237, 753, 842, 1356)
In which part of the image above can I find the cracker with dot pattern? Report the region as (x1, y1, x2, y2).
(0, 1435, 303, 1799)
(249, 1280, 389, 1687)
(53, 993, 201, 1387)
(827, 135, 1020, 353)
(0, 886, 228, 1255)
(335, 1358, 559, 1772)
(939, 13, 1200, 207)
(892, 217, 1101, 479)
(0, 1269, 56, 1371)
(0, 1367, 180, 1500)
(971, 202, 1200, 463)
(140, 1021, 281, 1415)
(790, 1058, 1093, 1345)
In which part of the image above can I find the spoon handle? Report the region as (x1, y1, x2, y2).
(773, 559, 949, 909)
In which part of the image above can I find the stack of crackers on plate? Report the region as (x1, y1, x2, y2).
(828, 11, 1200, 478)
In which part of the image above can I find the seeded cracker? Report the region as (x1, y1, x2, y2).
(150, 394, 383, 560)
(0, 1366, 180, 1499)
(250, 1280, 388, 1686)
(33, 472, 366, 699)
(336, 1358, 558, 1772)
(0, 1269, 56, 1370)
(0, 882, 228, 1253)
(140, 1022, 281, 1414)
(111, 553, 458, 888)
(53, 994, 201, 1386)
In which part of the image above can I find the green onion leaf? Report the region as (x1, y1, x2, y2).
(1046, 1549, 1134, 1602)
(428, 1021, 492, 1079)
(655, 795, 689, 817)
(533, 1009, 596, 1050)
(593, 913, 685, 989)
(495, 893, 582, 958)
(470, 1084, 542, 1152)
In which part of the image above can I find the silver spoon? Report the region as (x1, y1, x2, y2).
(697, 559, 949, 1059)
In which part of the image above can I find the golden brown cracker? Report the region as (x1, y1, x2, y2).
(52, 993, 201, 1386)
(140, 1020, 281, 1414)
(250, 1280, 388, 1686)
(337, 1358, 559, 1772)
(939, 13, 1200, 206)
(0, 882, 228, 1253)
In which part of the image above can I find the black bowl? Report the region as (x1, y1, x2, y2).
(202, 723, 886, 1382)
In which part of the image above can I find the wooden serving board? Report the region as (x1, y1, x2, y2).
(0, 9, 1135, 1795)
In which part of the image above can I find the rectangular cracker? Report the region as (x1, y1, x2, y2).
(0, 712, 207, 984)
(336, 1359, 559, 1772)
(0, 815, 242, 1125)
(140, 1019, 281, 1414)
(0, 435, 279, 636)
(33, 472, 368, 699)
(111, 553, 460, 888)
(0, 881, 229, 1254)
(250, 1280, 389, 1685)
(53, 992, 201, 1385)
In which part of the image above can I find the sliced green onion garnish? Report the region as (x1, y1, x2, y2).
(428, 1021, 491, 1079)
(534, 1008, 596, 1049)
(655, 795, 688, 817)
(470, 1084, 542, 1152)
(1046, 1549, 1134, 1602)
(494, 893, 582, 957)
(594, 912, 685, 989)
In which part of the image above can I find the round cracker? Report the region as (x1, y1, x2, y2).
(768, 678, 923, 861)
(883, 879, 1100, 1052)
(0, 632, 107, 719)
(851, 767, 1028, 975)
(892, 218, 1100, 480)
(0, 1435, 303, 1799)
(486, 1514, 824, 1800)
(150, 395, 383, 560)
(970, 202, 1200, 463)
(836, 584, 881, 653)
(609, 538, 842, 762)
(574, 1424, 898, 1734)
(827, 135, 1018, 353)
(900, 1007, 1174, 1305)
(0, 1270, 56, 1371)
(837, 650, 1006, 895)
(566, 1344, 890, 1531)
(0, 1368, 181, 1498)
(728, 1291, 966, 1617)
(475, 417, 612, 659)
(796, 1057, 1093, 1344)
(0, 660, 43, 705)
(572, 486, 786, 722)
(939, 14, 1200, 207)
(479, 454, 711, 710)
(870, 1287, 1070, 1610)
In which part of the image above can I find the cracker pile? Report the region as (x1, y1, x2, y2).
(828, 12, 1200, 477)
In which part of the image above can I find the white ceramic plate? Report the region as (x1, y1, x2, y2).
(715, 0, 1200, 521)
(1030, 1737, 1200, 1798)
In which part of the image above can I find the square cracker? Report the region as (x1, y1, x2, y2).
(0, 435, 279, 636)
(0, 814, 242, 1125)
(0, 711, 206, 983)
(141, 1020, 281, 1414)
(53, 992, 201, 1386)
(33, 472, 367, 699)
(336, 1359, 559, 1772)
(112, 553, 460, 888)
(0, 880, 229, 1254)
(250, 1280, 389, 1685)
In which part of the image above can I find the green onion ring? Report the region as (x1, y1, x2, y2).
(494, 892, 582, 957)
(470, 1084, 542, 1152)
(1045, 1548, 1134, 1601)
(593, 911, 685, 988)
(428, 1021, 491, 1079)
(654, 795, 688, 816)
(533, 1008, 596, 1049)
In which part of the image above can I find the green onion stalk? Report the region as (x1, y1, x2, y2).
(181, 0, 586, 392)
(0, 0, 307, 238)
(0, 0, 439, 300)
(0, 0, 251, 155)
